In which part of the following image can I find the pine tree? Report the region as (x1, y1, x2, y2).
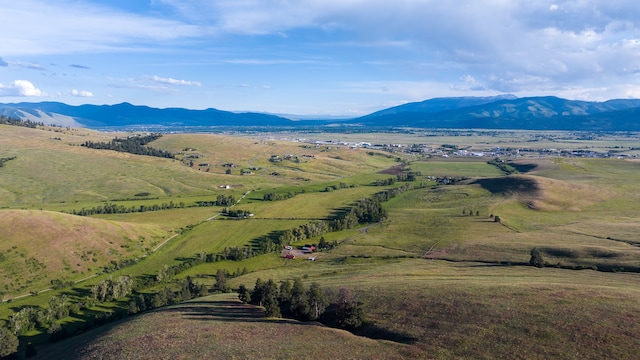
(306, 282, 327, 320)
(529, 248, 545, 268)
(290, 278, 309, 319)
(238, 284, 251, 304)
(263, 279, 281, 317)
(336, 287, 366, 329)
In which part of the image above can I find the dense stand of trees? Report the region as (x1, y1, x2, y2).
(1, 265, 213, 356)
(396, 171, 421, 182)
(0, 115, 42, 128)
(239, 278, 365, 329)
(81, 134, 175, 159)
(223, 208, 253, 218)
(68, 194, 236, 216)
(195, 195, 236, 207)
(374, 171, 421, 186)
(263, 191, 296, 201)
(91, 276, 134, 303)
(488, 158, 517, 175)
(69, 201, 186, 216)
(0, 326, 18, 357)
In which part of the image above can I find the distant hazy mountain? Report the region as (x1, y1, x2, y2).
(351, 96, 640, 130)
(361, 94, 519, 118)
(0, 102, 294, 128)
(2, 96, 640, 131)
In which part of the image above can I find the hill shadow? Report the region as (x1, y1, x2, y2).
(353, 323, 419, 344)
(509, 162, 538, 173)
(472, 176, 540, 196)
(164, 300, 269, 323)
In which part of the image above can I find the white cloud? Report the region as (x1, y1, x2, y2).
(0, 80, 46, 97)
(10, 61, 48, 71)
(3, 0, 640, 110)
(71, 89, 94, 97)
(0, 1, 201, 56)
(153, 1, 640, 92)
(108, 77, 181, 93)
(145, 75, 202, 87)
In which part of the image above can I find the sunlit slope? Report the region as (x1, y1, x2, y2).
(0, 125, 219, 205)
(152, 133, 397, 180)
(35, 293, 409, 360)
(0, 126, 397, 207)
(0, 209, 166, 298)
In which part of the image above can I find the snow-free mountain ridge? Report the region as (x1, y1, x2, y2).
(2, 95, 640, 131)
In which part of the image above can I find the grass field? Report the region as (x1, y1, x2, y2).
(3, 125, 640, 359)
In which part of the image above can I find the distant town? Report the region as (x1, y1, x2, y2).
(293, 138, 639, 159)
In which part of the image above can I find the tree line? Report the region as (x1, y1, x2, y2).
(238, 278, 365, 329)
(223, 208, 253, 218)
(68, 194, 236, 216)
(0, 115, 42, 128)
(0, 260, 228, 357)
(81, 134, 175, 159)
(374, 171, 421, 186)
(263, 191, 297, 201)
(195, 194, 236, 207)
(488, 158, 518, 175)
(68, 201, 186, 216)
(0, 156, 16, 168)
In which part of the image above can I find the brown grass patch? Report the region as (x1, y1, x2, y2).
(378, 164, 404, 175)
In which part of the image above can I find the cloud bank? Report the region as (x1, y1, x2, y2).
(71, 89, 94, 97)
(0, 80, 46, 97)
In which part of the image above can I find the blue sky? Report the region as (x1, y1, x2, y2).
(1, 1, 640, 116)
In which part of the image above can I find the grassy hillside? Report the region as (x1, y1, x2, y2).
(0, 126, 397, 207)
(3, 126, 640, 359)
(0, 210, 166, 299)
(33, 293, 409, 360)
(33, 261, 640, 359)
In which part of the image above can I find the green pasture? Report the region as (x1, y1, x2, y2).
(91, 207, 222, 229)
(245, 185, 393, 220)
(409, 158, 504, 177)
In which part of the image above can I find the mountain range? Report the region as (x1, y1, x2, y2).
(2, 95, 640, 131)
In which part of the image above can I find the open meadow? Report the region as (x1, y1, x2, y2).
(2, 124, 640, 358)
